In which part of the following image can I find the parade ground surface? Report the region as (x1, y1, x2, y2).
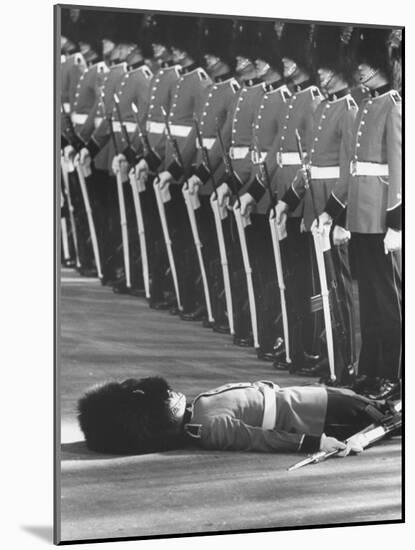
(59, 268, 402, 543)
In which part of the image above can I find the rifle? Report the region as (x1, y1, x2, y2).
(161, 106, 185, 170)
(216, 125, 259, 349)
(131, 101, 151, 157)
(288, 401, 402, 471)
(61, 103, 103, 278)
(252, 136, 291, 365)
(108, 106, 131, 289)
(295, 129, 335, 381)
(113, 93, 133, 150)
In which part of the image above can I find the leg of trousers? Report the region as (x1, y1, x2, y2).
(351, 233, 402, 381)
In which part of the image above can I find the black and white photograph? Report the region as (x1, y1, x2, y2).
(54, 2, 403, 545)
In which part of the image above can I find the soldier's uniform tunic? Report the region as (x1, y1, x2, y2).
(281, 89, 359, 380)
(185, 381, 381, 452)
(325, 85, 402, 382)
(248, 81, 323, 365)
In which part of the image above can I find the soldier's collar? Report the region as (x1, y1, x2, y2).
(161, 60, 174, 68)
(263, 79, 285, 93)
(214, 71, 233, 83)
(369, 83, 392, 98)
(128, 60, 145, 71)
(181, 62, 198, 74)
(242, 76, 263, 87)
(292, 79, 314, 93)
(326, 87, 350, 102)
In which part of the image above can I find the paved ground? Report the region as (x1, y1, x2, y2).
(58, 268, 402, 543)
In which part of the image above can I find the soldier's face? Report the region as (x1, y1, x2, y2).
(318, 68, 335, 90)
(236, 56, 252, 74)
(152, 43, 167, 59)
(282, 57, 297, 79)
(358, 63, 379, 86)
(171, 47, 186, 64)
(255, 59, 271, 78)
(103, 39, 115, 56)
(204, 54, 221, 71)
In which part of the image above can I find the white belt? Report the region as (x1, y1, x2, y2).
(169, 124, 192, 137)
(94, 117, 103, 128)
(112, 121, 137, 133)
(229, 146, 250, 160)
(196, 137, 215, 150)
(350, 161, 389, 177)
(261, 384, 277, 429)
(251, 151, 267, 164)
(71, 113, 88, 125)
(277, 151, 301, 166)
(146, 121, 165, 134)
(310, 165, 340, 179)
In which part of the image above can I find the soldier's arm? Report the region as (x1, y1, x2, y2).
(199, 415, 322, 453)
(385, 100, 402, 230)
(78, 95, 101, 144)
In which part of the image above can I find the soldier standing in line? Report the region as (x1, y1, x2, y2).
(317, 27, 402, 400)
(274, 25, 360, 384)
(139, 16, 212, 316)
(244, 23, 324, 369)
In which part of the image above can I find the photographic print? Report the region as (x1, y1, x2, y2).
(56, 3, 403, 545)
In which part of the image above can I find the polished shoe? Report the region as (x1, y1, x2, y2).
(150, 300, 171, 310)
(233, 335, 254, 347)
(366, 379, 401, 401)
(129, 288, 146, 298)
(63, 259, 76, 268)
(169, 305, 180, 315)
(202, 318, 215, 329)
(112, 281, 130, 294)
(297, 357, 330, 377)
(273, 359, 293, 371)
(257, 349, 278, 362)
(79, 267, 98, 278)
(213, 323, 230, 334)
(180, 306, 207, 322)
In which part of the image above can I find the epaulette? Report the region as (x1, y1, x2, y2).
(230, 78, 240, 93)
(74, 52, 85, 66)
(311, 86, 323, 99)
(96, 61, 109, 74)
(142, 65, 153, 80)
(281, 87, 291, 102)
(184, 423, 202, 439)
(197, 68, 209, 81)
(174, 65, 182, 78)
(390, 90, 401, 105)
(61, 54, 66, 64)
(346, 95, 358, 110)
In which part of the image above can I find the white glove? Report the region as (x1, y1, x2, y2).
(217, 182, 231, 208)
(157, 170, 173, 191)
(384, 228, 401, 255)
(311, 211, 333, 235)
(79, 147, 91, 166)
(333, 225, 351, 246)
(188, 174, 202, 195)
(63, 145, 75, 163)
(240, 193, 255, 217)
(135, 158, 149, 182)
(111, 154, 129, 180)
(275, 200, 288, 226)
(337, 433, 368, 457)
(319, 433, 347, 455)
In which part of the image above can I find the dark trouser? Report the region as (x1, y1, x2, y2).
(245, 214, 281, 352)
(164, 184, 200, 313)
(324, 387, 383, 441)
(351, 233, 402, 382)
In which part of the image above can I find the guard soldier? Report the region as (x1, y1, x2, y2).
(317, 27, 402, 400)
(274, 25, 360, 384)
(245, 23, 324, 369)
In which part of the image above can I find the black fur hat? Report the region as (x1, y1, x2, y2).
(255, 20, 284, 75)
(168, 15, 204, 61)
(149, 13, 174, 48)
(201, 17, 236, 68)
(78, 376, 183, 454)
(314, 25, 359, 85)
(280, 22, 315, 73)
(232, 19, 260, 61)
(357, 26, 395, 79)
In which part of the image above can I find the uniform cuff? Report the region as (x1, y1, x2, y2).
(61, 135, 69, 149)
(122, 146, 138, 165)
(300, 435, 321, 453)
(247, 177, 266, 203)
(386, 204, 402, 230)
(282, 187, 301, 212)
(325, 194, 345, 221)
(86, 138, 100, 159)
(144, 149, 162, 172)
(167, 160, 183, 181)
(336, 206, 347, 228)
(194, 163, 211, 184)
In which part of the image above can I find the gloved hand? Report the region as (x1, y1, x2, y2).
(188, 174, 202, 195)
(135, 158, 149, 187)
(333, 225, 351, 246)
(384, 228, 401, 254)
(63, 145, 75, 163)
(240, 193, 255, 217)
(157, 170, 173, 191)
(337, 433, 368, 457)
(319, 433, 347, 455)
(275, 200, 288, 226)
(217, 182, 231, 208)
(311, 211, 333, 235)
(79, 147, 91, 166)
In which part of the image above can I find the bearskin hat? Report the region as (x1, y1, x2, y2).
(149, 13, 175, 48)
(280, 22, 315, 73)
(314, 25, 359, 85)
(200, 17, 236, 68)
(232, 19, 260, 62)
(357, 26, 396, 80)
(78, 376, 184, 454)
(168, 15, 204, 62)
(254, 20, 284, 76)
